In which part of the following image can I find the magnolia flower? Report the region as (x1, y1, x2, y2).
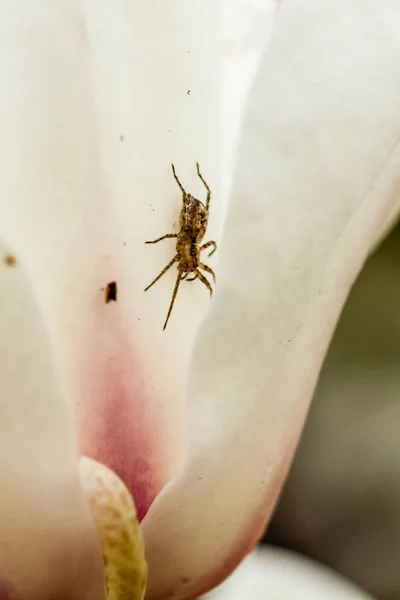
(0, 0, 399, 599)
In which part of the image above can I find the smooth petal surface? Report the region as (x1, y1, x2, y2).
(0, 245, 105, 599)
(222, 0, 278, 206)
(204, 546, 375, 600)
(0, 0, 219, 521)
(142, 1, 400, 598)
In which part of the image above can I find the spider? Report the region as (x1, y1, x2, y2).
(144, 162, 217, 330)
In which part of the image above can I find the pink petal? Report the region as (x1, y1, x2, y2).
(142, 1, 400, 597)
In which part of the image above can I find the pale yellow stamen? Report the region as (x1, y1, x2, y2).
(79, 457, 147, 600)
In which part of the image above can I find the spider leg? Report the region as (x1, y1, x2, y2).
(145, 233, 177, 244)
(199, 262, 216, 284)
(194, 268, 213, 297)
(196, 162, 211, 211)
(163, 269, 184, 330)
(144, 254, 179, 292)
(200, 240, 217, 257)
(171, 164, 186, 195)
(181, 271, 197, 282)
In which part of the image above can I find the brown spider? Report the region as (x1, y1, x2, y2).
(144, 162, 217, 330)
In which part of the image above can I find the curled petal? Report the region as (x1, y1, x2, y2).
(143, 1, 400, 598)
(0, 249, 105, 599)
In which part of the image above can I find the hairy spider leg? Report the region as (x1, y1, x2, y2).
(144, 254, 179, 292)
(163, 269, 184, 330)
(196, 162, 211, 211)
(194, 268, 213, 296)
(171, 164, 186, 195)
(199, 262, 216, 284)
(145, 233, 177, 244)
(200, 240, 217, 257)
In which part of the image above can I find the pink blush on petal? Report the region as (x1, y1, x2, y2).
(64, 304, 173, 521)
(76, 371, 159, 521)
(0, 582, 18, 600)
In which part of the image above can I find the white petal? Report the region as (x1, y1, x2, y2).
(222, 0, 279, 205)
(0, 244, 105, 598)
(204, 546, 375, 600)
(0, 0, 221, 520)
(143, 1, 400, 597)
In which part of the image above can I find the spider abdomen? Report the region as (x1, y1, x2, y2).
(176, 236, 200, 271)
